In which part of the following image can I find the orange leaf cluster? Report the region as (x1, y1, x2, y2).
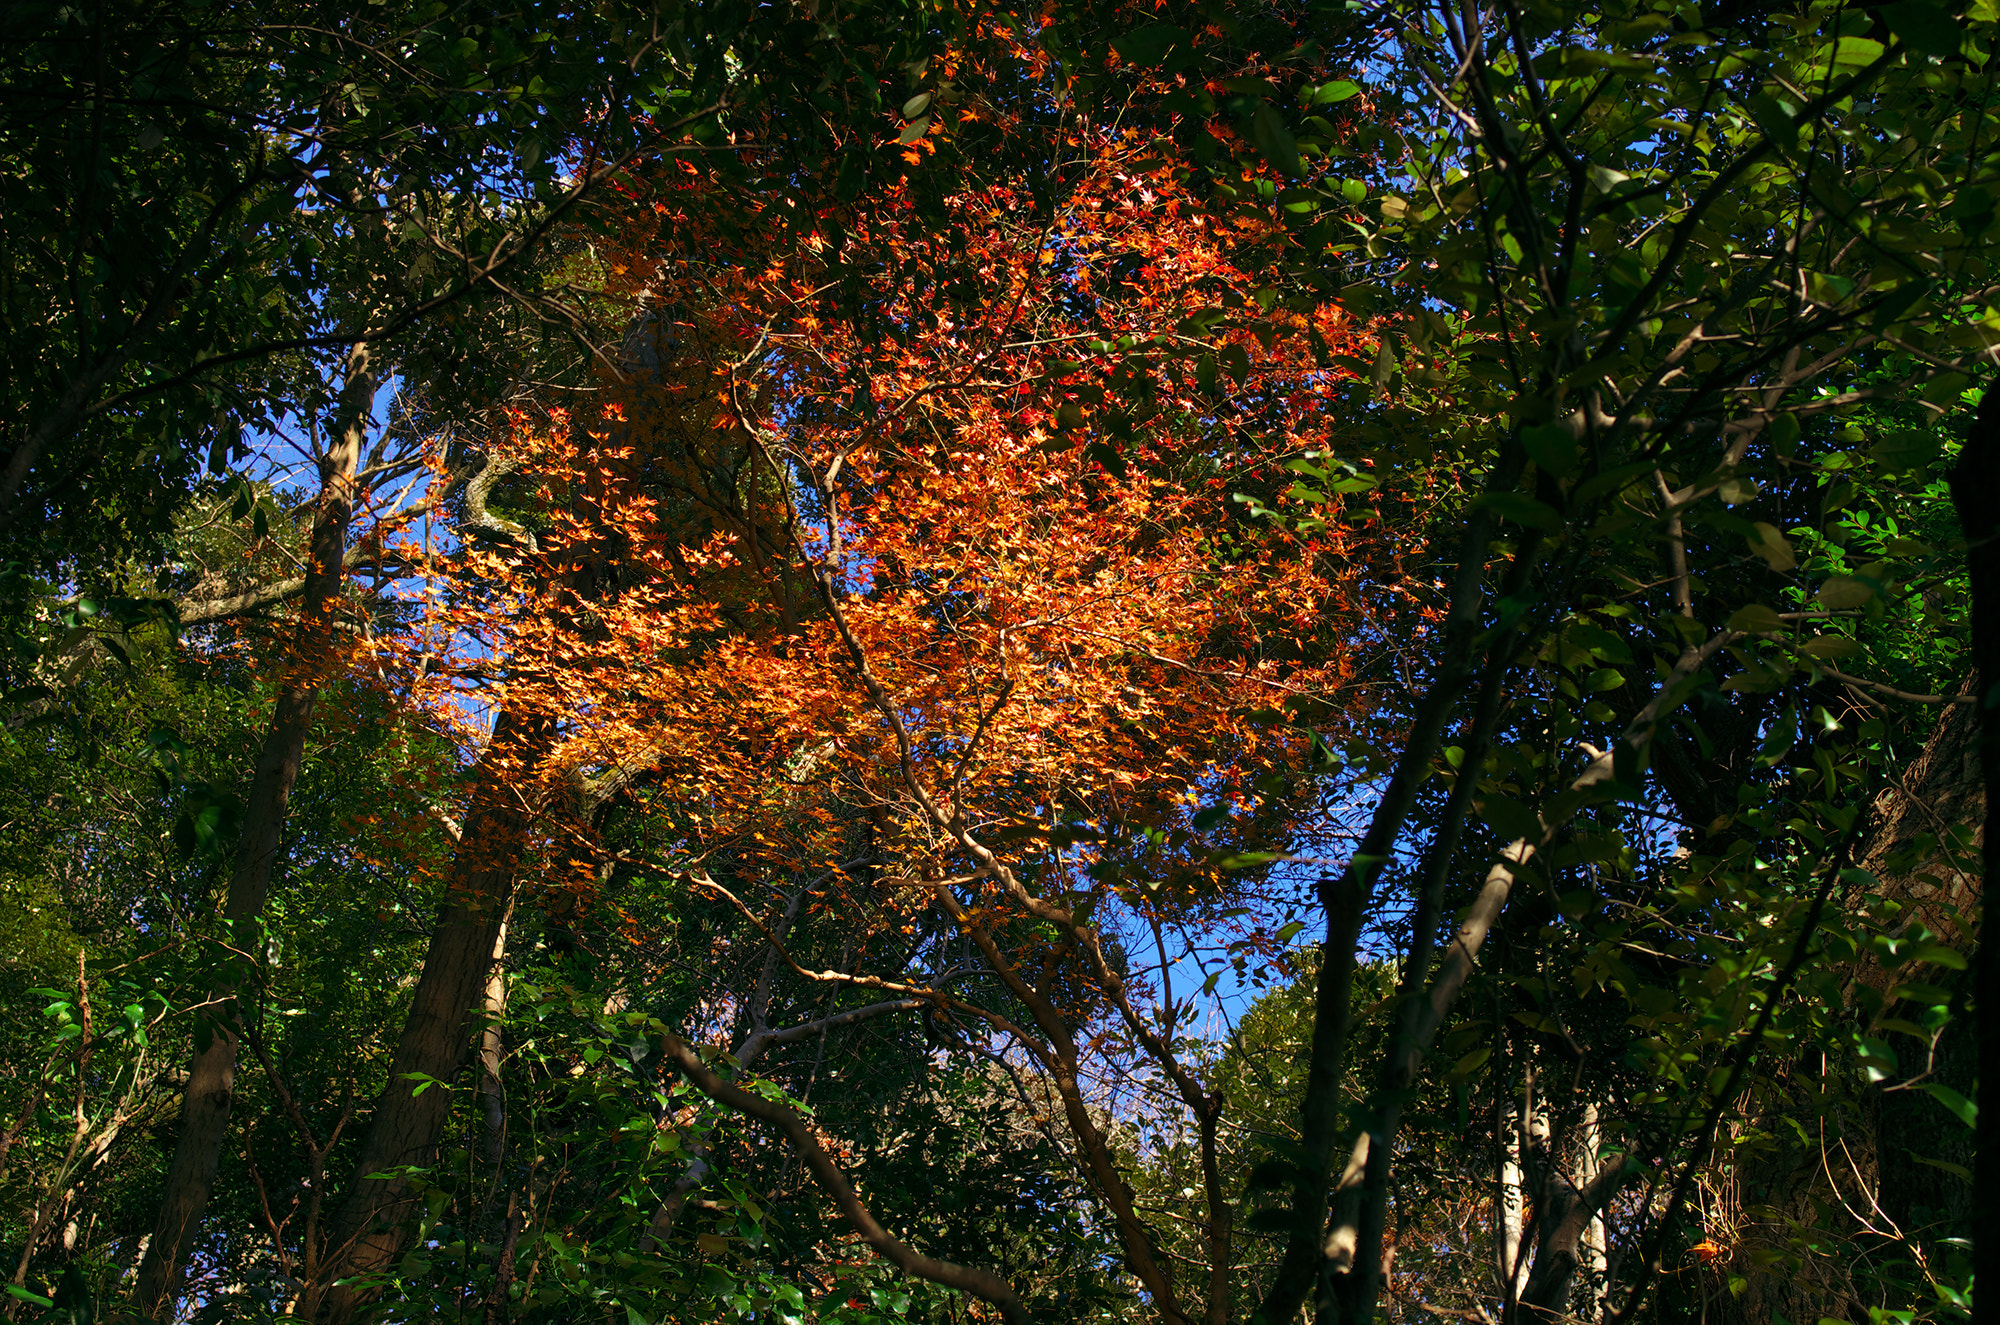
(387, 128, 1418, 929)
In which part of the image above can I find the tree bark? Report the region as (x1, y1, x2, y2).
(478, 903, 515, 1172)
(1864, 679, 1980, 1283)
(1947, 385, 1998, 1325)
(131, 345, 376, 1322)
(1694, 677, 1984, 1325)
(302, 711, 550, 1323)
(1521, 1102, 1633, 1325)
(1577, 1104, 1608, 1322)
(1495, 1074, 1537, 1321)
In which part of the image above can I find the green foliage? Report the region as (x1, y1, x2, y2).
(1154, 0, 1996, 1319)
(0, 629, 461, 1316)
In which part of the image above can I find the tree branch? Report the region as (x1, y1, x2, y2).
(656, 1031, 1030, 1324)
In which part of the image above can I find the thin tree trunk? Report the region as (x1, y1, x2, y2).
(482, 1193, 524, 1325)
(1577, 1103, 1608, 1322)
(1496, 1072, 1537, 1320)
(302, 712, 550, 1323)
(131, 345, 376, 1321)
(479, 903, 515, 1172)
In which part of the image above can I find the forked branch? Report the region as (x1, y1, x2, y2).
(656, 1032, 1030, 1324)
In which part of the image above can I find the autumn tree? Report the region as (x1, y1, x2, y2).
(4, 1, 1201, 1317)
(312, 84, 1406, 1316)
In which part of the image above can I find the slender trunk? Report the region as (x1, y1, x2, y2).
(1256, 480, 1522, 1325)
(482, 1194, 523, 1325)
(478, 904, 515, 1171)
(131, 346, 375, 1321)
(1331, 664, 1512, 1323)
(1496, 1073, 1535, 1320)
(1577, 1103, 1607, 1323)
(303, 712, 550, 1323)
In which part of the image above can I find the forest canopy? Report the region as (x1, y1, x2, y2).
(0, 0, 1994, 1323)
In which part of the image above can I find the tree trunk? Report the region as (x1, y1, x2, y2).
(1862, 680, 1980, 1288)
(131, 346, 376, 1322)
(1496, 1073, 1536, 1320)
(1694, 678, 1984, 1325)
(302, 712, 550, 1323)
(1576, 1103, 1607, 1322)
(1950, 384, 1998, 1325)
(479, 901, 515, 1172)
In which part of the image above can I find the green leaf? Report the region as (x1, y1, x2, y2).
(1566, 622, 1633, 663)
(1251, 105, 1302, 177)
(1882, 2, 1961, 57)
(901, 93, 931, 120)
(1910, 944, 1969, 970)
(1220, 343, 1250, 384)
(1822, 36, 1887, 66)
(1747, 523, 1797, 572)
(1472, 491, 1562, 532)
(1243, 1205, 1298, 1234)
(1307, 80, 1361, 105)
(1111, 25, 1189, 67)
(1450, 1045, 1492, 1078)
(1371, 340, 1396, 385)
(1922, 1082, 1977, 1128)
(1519, 423, 1578, 476)
(1586, 163, 1629, 193)
(1586, 667, 1625, 693)
(1870, 278, 1933, 329)
(1871, 429, 1942, 473)
(898, 116, 930, 145)
(1913, 1154, 1973, 1181)
(1816, 575, 1876, 610)
(1476, 795, 1540, 843)
(1746, 93, 1799, 149)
